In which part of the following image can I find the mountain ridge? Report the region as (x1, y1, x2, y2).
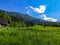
(0, 10, 60, 27)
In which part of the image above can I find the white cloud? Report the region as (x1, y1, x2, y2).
(25, 7, 30, 14)
(25, 5, 58, 22)
(25, 7, 28, 9)
(29, 5, 46, 14)
(26, 10, 30, 14)
(42, 14, 57, 22)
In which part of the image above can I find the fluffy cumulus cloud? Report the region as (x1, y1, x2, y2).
(25, 7, 30, 14)
(25, 5, 58, 22)
(41, 14, 57, 22)
(29, 5, 46, 14)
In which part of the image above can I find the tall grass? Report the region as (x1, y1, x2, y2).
(0, 26, 60, 45)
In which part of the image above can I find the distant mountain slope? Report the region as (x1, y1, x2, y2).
(8, 12, 43, 26)
(0, 10, 60, 27)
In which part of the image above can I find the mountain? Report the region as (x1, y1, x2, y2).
(0, 10, 60, 27)
(8, 12, 43, 26)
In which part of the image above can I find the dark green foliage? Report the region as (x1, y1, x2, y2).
(0, 10, 26, 27)
(0, 10, 10, 20)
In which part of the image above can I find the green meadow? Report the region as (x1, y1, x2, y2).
(0, 25, 60, 45)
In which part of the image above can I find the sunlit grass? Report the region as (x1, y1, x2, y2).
(0, 25, 60, 45)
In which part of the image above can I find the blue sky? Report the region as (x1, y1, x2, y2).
(0, 0, 60, 21)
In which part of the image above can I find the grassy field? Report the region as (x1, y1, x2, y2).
(0, 25, 60, 45)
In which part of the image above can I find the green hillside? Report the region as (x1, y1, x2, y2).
(0, 10, 60, 45)
(0, 10, 60, 27)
